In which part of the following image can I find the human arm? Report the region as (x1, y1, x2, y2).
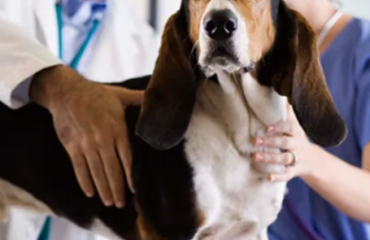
(302, 144, 370, 223)
(299, 62, 370, 221)
(252, 58, 370, 223)
(251, 53, 370, 221)
(252, 106, 370, 223)
(0, 11, 144, 208)
(31, 65, 143, 208)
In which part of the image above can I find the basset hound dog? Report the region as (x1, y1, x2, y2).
(0, 0, 347, 239)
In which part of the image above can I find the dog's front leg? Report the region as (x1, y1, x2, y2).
(241, 73, 287, 127)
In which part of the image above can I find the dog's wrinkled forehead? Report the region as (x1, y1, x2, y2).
(181, 0, 280, 23)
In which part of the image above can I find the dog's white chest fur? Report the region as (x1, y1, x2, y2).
(185, 73, 288, 239)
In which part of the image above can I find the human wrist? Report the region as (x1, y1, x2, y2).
(301, 144, 326, 181)
(30, 65, 83, 109)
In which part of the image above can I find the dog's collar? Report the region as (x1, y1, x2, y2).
(243, 62, 255, 73)
(206, 62, 255, 83)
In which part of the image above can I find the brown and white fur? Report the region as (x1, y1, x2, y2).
(136, 0, 347, 239)
(0, 0, 347, 240)
(186, 76, 287, 240)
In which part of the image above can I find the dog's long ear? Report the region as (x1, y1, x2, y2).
(256, 1, 347, 147)
(135, 9, 196, 150)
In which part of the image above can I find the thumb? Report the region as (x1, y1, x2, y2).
(120, 89, 144, 106)
(108, 86, 144, 106)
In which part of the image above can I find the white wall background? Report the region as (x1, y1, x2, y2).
(128, 0, 370, 33)
(127, 0, 149, 22)
(156, 0, 182, 32)
(341, 0, 370, 19)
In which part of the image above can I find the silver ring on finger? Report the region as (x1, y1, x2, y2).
(287, 151, 297, 167)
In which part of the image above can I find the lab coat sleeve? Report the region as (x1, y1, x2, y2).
(0, 12, 62, 109)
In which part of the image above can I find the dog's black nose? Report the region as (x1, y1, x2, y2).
(204, 10, 238, 41)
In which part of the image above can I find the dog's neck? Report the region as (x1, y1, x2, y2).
(210, 70, 287, 126)
(194, 70, 287, 158)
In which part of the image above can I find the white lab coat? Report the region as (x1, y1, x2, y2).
(0, 0, 159, 239)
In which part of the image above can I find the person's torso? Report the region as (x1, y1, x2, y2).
(268, 18, 370, 240)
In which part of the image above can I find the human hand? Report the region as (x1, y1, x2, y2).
(30, 65, 143, 208)
(252, 104, 320, 182)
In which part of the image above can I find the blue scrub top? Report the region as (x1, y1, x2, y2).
(269, 18, 370, 240)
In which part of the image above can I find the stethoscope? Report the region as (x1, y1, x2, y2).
(317, 10, 344, 46)
(55, 3, 103, 69)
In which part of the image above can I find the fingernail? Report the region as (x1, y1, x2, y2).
(267, 126, 274, 133)
(268, 175, 275, 182)
(104, 200, 113, 207)
(256, 138, 264, 145)
(255, 154, 263, 161)
(129, 185, 136, 194)
(86, 192, 94, 198)
(116, 201, 124, 208)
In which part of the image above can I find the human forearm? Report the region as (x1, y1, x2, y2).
(302, 145, 370, 223)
